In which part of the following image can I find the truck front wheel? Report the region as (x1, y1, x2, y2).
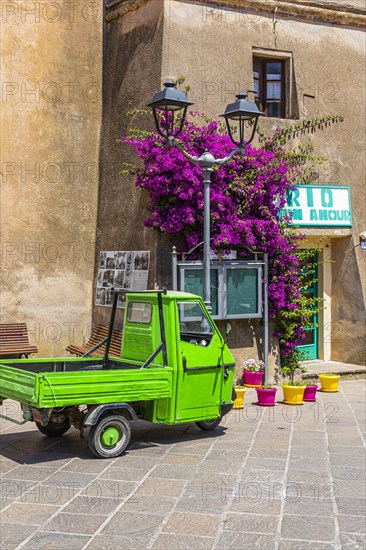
(88, 414, 131, 458)
(196, 416, 222, 431)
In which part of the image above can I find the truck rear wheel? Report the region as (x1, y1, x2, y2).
(196, 416, 222, 431)
(88, 414, 131, 458)
(36, 418, 70, 437)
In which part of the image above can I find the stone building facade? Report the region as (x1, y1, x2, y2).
(97, 0, 366, 371)
(1, 1, 103, 355)
(1, 0, 365, 370)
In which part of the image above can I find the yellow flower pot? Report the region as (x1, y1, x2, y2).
(319, 374, 340, 392)
(282, 384, 306, 405)
(233, 386, 246, 409)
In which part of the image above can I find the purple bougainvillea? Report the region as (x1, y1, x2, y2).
(121, 113, 308, 368)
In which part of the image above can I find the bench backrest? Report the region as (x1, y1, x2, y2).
(88, 325, 120, 341)
(84, 325, 122, 357)
(0, 323, 30, 344)
(66, 324, 122, 358)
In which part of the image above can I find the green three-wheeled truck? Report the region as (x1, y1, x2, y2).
(0, 290, 236, 458)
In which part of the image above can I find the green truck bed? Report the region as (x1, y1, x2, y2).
(0, 358, 173, 408)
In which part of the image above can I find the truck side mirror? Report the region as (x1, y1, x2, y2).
(225, 323, 232, 338)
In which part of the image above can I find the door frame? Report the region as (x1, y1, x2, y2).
(297, 237, 332, 362)
(297, 250, 319, 360)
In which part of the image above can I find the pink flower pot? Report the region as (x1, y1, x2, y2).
(303, 385, 318, 402)
(256, 387, 277, 407)
(243, 371, 264, 387)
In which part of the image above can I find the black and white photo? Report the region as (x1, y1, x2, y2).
(96, 287, 106, 306)
(99, 251, 106, 269)
(96, 250, 150, 307)
(105, 251, 117, 269)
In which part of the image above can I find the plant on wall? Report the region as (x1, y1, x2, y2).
(120, 97, 342, 373)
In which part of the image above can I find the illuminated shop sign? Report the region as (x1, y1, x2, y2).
(283, 185, 352, 227)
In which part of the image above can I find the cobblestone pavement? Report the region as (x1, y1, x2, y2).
(0, 380, 365, 550)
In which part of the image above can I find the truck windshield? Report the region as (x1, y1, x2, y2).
(178, 301, 214, 345)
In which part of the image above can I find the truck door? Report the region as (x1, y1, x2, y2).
(175, 300, 224, 422)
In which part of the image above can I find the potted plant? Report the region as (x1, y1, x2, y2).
(282, 381, 306, 405)
(243, 359, 265, 387)
(303, 382, 318, 402)
(256, 384, 277, 407)
(233, 374, 246, 409)
(319, 372, 340, 392)
(281, 359, 306, 405)
(232, 370, 246, 409)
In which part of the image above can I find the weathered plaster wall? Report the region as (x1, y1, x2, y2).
(159, 0, 365, 367)
(1, 2, 102, 355)
(94, 0, 166, 328)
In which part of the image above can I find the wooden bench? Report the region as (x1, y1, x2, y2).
(66, 325, 122, 358)
(0, 323, 39, 358)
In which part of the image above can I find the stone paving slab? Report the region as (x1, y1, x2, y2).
(0, 380, 365, 549)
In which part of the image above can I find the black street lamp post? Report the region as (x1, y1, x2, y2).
(148, 81, 263, 312)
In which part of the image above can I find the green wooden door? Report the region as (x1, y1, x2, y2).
(297, 251, 318, 361)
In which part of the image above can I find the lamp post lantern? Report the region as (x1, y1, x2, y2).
(220, 92, 263, 147)
(146, 80, 194, 139)
(360, 231, 366, 250)
(148, 81, 263, 311)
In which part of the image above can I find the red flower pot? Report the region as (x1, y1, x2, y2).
(256, 387, 277, 407)
(243, 371, 264, 387)
(303, 385, 318, 402)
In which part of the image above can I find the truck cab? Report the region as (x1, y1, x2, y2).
(121, 291, 235, 426)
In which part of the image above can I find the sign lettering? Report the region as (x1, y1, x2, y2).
(282, 185, 352, 227)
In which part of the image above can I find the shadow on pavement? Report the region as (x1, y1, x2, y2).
(0, 421, 228, 464)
